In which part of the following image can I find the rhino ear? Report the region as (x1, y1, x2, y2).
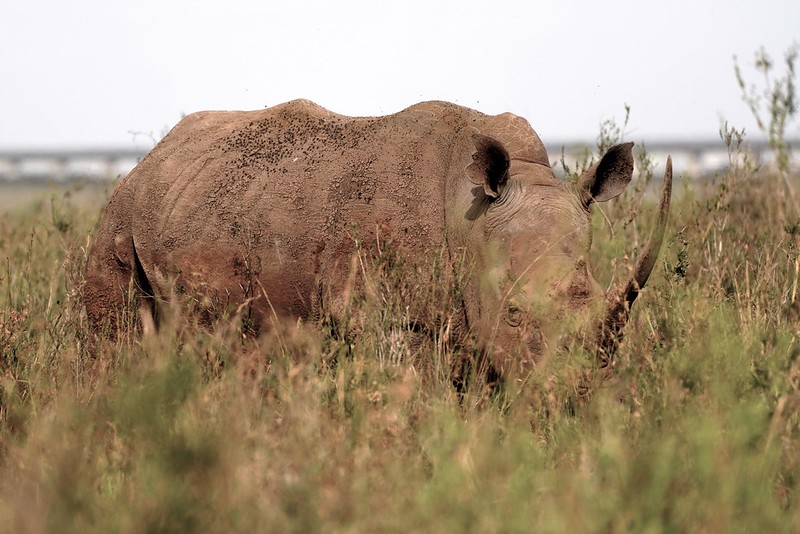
(577, 142, 634, 205)
(467, 134, 510, 199)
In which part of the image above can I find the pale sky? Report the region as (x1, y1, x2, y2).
(1, 0, 798, 150)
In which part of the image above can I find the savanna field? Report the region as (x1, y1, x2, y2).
(1, 54, 799, 531)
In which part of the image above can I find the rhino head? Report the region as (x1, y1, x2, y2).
(451, 130, 672, 378)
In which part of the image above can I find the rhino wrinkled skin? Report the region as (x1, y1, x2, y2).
(84, 99, 671, 377)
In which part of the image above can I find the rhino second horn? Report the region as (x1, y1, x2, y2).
(596, 156, 673, 365)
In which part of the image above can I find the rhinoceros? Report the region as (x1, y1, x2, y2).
(84, 99, 671, 377)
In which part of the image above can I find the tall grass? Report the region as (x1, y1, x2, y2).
(2, 49, 799, 532)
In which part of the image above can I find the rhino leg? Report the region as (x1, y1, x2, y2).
(84, 185, 156, 336)
(85, 236, 157, 337)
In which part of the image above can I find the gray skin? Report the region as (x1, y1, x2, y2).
(84, 99, 672, 378)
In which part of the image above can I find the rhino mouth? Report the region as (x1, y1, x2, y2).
(595, 156, 673, 366)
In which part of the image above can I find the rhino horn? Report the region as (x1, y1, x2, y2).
(596, 156, 673, 366)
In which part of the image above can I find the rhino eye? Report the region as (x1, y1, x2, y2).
(505, 304, 522, 327)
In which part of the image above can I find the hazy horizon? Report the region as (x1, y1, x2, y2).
(1, 1, 798, 151)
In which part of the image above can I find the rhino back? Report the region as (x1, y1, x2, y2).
(126, 100, 492, 317)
